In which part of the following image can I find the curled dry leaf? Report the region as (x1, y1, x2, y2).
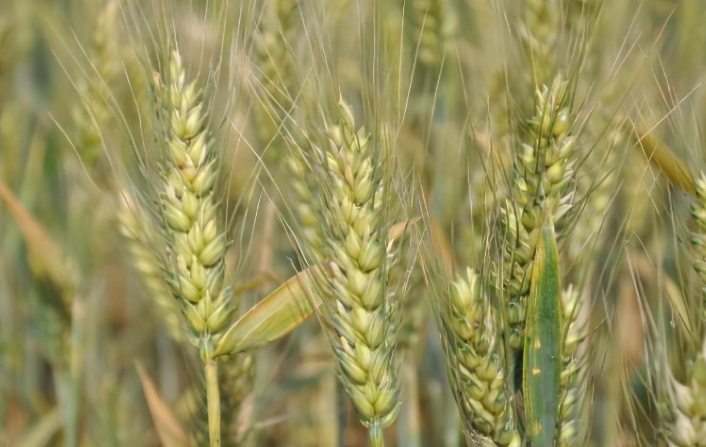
(632, 126, 695, 196)
(213, 265, 326, 358)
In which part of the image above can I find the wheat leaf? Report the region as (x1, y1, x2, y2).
(213, 265, 323, 357)
(135, 362, 191, 447)
(632, 127, 695, 195)
(0, 180, 75, 302)
(19, 408, 62, 447)
(523, 218, 562, 447)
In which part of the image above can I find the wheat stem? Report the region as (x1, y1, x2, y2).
(370, 421, 384, 447)
(205, 360, 222, 447)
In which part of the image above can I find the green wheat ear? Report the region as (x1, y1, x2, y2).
(152, 50, 232, 354)
(503, 75, 577, 351)
(442, 267, 521, 446)
(298, 98, 403, 447)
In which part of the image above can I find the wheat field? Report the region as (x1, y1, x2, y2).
(2, 0, 706, 446)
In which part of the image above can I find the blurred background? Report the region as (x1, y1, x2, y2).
(2, 0, 706, 446)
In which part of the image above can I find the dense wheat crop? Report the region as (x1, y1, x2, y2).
(4, 0, 706, 446)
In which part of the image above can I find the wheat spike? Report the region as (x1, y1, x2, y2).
(303, 99, 402, 446)
(503, 75, 577, 350)
(440, 268, 521, 447)
(150, 50, 233, 355)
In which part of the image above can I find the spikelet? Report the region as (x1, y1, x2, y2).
(503, 75, 577, 350)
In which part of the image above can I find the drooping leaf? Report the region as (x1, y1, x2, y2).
(632, 127, 695, 196)
(523, 219, 562, 447)
(0, 180, 76, 303)
(213, 265, 325, 358)
(19, 408, 62, 447)
(135, 362, 192, 447)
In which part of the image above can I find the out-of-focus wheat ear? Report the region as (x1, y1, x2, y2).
(410, 0, 456, 68)
(651, 172, 706, 446)
(118, 195, 183, 342)
(72, 0, 120, 171)
(503, 75, 578, 351)
(556, 284, 590, 447)
(286, 151, 325, 260)
(518, 0, 600, 86)
(691, 174, 706, 304)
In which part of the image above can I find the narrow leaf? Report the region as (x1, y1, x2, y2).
(213, 265, 324, 358)
(135, 362, 191, 447)
(523, 219, 562, 447)
(20, 408, 62, 447)
(632, 127, 695, 195)
(0, 180, 76, 302)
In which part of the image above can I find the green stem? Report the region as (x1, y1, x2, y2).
(205, 360, 221, 447)
(370, 422, 384, 447)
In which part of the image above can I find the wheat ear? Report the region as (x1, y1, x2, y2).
(304, 99, 401, 446)
(440, 268, 522, 447)
(119, 198, 183, 342)
(150, 49, 234, 447)
(657, 173, 706, 446)
(503, 76, 577, 350)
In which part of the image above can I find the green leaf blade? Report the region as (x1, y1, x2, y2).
(523, 220, 562, 447)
